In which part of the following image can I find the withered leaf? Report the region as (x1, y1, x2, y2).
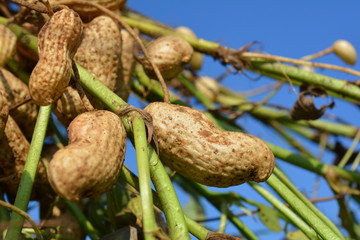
(290, 84, 334, 120)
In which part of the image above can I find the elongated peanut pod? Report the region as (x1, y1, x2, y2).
(48, 110, 126, 201)
(29, 9, 83, 106)
(0, 25, 17, 67)
(144, 102, 275, 187)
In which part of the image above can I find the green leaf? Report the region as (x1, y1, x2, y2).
(183, 196, 206, 223)
(286, 230, 309, 240)
(257, 204, 282, 232)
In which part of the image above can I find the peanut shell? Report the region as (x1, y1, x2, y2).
(0, 88, 8, 135)
(0, 68, 38, 139)
(143, 36, 193, 80)
(50, 0, 127, 22)
(48, 110, 126, 201)
(29, 9, 83, 106)
(144, 102, 275, 187)
(0, 25, 17, 67)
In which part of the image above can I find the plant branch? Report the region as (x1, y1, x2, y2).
(5, 105, 51, 240)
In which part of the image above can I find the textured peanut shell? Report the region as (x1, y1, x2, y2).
(120, 29, 135, 100)
(143, 36, 193, 80)
(48, 110, 126, 201)
(29, 9, 83, 106)
(144, 102, 275, 187)
(54, 86, 86, 126)
(55, 16, 127, 125)
(0, 25, 17, 67)
(50, 0, 127, 21)
(0, 88, 8, 135)
(0, 116, 53, 199)
(0, 68, 38, 139)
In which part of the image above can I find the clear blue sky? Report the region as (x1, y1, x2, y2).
(124, 1, 360, 239)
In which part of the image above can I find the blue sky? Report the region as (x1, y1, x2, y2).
(124, 1, 360, 239)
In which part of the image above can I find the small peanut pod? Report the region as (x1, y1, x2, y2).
(175, 26, 203, 71)
(48, 110, 126, 201)
(0, 68, 38, 139)
(144, 102, 275, 187)
(29, 9, 83, 106)
(0, 25, 17, 67)
(50, 0, 127, 21)
(120, 29, 136, 100)
(0, 88, 8, 135)
(143, 36, 193, 80)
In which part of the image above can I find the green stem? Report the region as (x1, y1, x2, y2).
(122, 15, 360, 103)
(250, 61, 360, 102)
(148, 148, 190, 240)
(273, 168, 343, 238)
(248, 182, 319, 239)
(175, 177, 258, 240)
(337, 129, 360, 168)
(268, 142, 360, 184)
(5, 105, 51, 240)
(132, 117, 158, 240)
(177, 74, 215, 110)
(120, 167, 210, 240)
(266, 175, 343, 240)
(64, 199, 100, 240)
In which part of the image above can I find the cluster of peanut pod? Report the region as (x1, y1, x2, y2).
(0, 0, 275, 239)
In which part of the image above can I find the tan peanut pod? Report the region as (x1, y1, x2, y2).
(143, 36, 194, 80)
(332, 40, 357, 65)
(50, 0, 127, 22)
(0, 25, 17, 67)
(0, 68, 38, 139)
(48, 110, 126, 201)
(55, 16, 126, 125)
(54, 86, 87, 126)
(29, 9, 83, 106)
(175, 26, 204, 71)
(0, 116, 53, 199)
(120, 29, 135, 100)
(0, 88, 9, 135)
(144, 102, 275, 187)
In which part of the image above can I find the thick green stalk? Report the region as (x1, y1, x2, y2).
(148, 148, 190, 240)
(267, 175, 342, 240)
(273, 168, 343, 238)
(132, 117, 158, 240)
(176, 178, 258, 240)
(177, 74, 215, 110)
(64, 200, 100, 240)
(248, 182, 319, 239)
(120, 167, 210, 240)
(268, 142, 360, 183)
(5, 105, 51, 240)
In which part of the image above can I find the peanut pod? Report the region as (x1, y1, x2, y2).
(48, 110, 126, 201)
(0, 25, 17, 67)
(144, 102, 275, 187)
(55, 15, 128, 125)
(29, 9, 83, 106)
(50, 0, 127, 22)
(0, 68, 38, 139)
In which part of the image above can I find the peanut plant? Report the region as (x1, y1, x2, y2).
(0, 1, 359, 240)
